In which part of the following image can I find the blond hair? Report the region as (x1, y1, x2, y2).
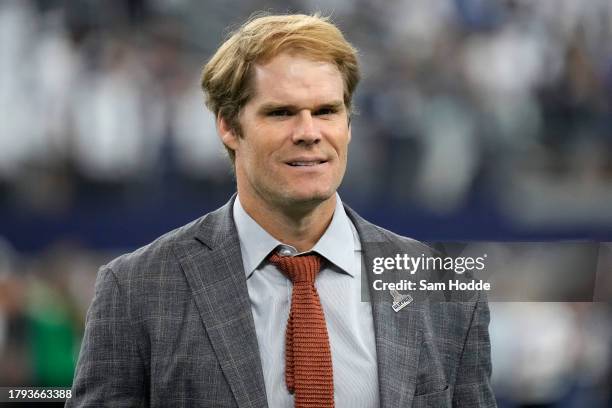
(201, 13, 360, 162)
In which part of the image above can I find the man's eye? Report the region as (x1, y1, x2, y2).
(315, 108, 337, 115)
(268, 109, 292, 117)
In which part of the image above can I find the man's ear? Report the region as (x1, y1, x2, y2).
(347, 121, 352, 144)
(217, 114, 240, 151)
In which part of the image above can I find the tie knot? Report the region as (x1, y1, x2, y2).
(269, 252, 323, 283)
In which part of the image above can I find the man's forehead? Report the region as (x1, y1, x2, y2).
(249, 53, 344, 104)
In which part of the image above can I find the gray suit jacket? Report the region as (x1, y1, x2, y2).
(67, 196, 496, 407)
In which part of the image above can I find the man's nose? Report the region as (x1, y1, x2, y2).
(291, 110, 320, 145)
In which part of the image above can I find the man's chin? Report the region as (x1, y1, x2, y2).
(282, 190, 335, 210)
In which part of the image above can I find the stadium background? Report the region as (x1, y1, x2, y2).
(0, 0, 611, 406)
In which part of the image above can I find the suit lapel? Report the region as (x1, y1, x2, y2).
(172, 199, 422, 408)
(345, 206, 422, 408)
(173, 198, 268, 408)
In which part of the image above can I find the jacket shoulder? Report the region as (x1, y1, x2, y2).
(344, 204, 440, 257)
(372, 224, 440, 256)
(102, 213, 208, 282)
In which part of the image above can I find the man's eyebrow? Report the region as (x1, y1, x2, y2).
(258, 101, 345, 112)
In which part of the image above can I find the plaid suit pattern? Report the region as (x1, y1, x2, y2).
(67, 195, 496, 407)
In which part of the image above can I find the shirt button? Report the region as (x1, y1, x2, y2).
(279, 247, 293, 256)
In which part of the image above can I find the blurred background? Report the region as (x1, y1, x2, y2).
(0, 0, 610, 406)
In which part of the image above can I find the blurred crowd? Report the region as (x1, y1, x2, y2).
(0, 0, 611, 406)
(0, 238, 103, 388)
(0, 0, 611, 229)
(491, 302, 612, 407)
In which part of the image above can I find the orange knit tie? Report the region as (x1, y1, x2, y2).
(269, 252, 334, 408)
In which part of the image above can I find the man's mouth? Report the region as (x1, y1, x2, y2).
(287, 160, 326, 167)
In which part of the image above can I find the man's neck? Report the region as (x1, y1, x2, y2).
(238, 193, 336, 253)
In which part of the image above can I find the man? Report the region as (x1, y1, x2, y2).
(68, 14, 495, 407)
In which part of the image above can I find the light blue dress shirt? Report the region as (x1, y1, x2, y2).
(233, 194, 380, 408)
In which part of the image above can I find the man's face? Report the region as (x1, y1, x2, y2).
(220, 52, 351, 211)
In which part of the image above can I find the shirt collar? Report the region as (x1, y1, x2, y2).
(232, 193, 356, 279)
